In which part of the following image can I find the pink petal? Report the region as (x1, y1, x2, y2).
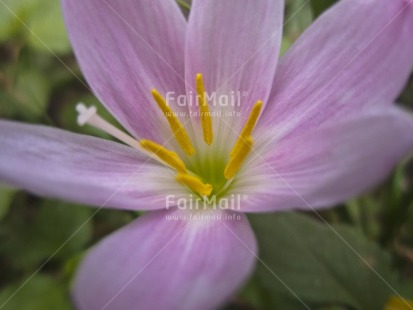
(260, 0, 413, 138)
(185, 0, 284, 136)
(73, 209, 257, 310)
(0, 120, 181, 211)
(237, 106, 413, 212)
(62, 0, 188, 142)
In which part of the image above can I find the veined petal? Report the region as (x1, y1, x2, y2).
(73, 208, 257, 310)
(0, 120, 184, 211)
(260, 0, 413, 138)
(185, 0, 284, 145)
(236, 106, 413, 212)
(62, 0, 189, 142)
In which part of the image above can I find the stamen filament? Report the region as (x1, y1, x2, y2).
(176, 173, 213, 196)
(151, 89, 195, 156)
(224, 136, 254, 179)
(140, 139, 187, 174)
(230, 100, 263, 157)
(76, 103, 139, 149)
(195, 73, 213, 145)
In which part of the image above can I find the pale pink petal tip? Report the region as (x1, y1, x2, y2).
(73, 209, 257, 310)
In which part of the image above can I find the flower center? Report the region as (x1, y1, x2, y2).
(76, 73, 263, 199)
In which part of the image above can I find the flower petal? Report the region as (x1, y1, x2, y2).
(0, 120, 184, 211)
(236, 106, 413, 212)
(73, 209, 257, 310)
(260, 0, 413, 138)
(185, 0, 284, 139)
(62, 0, 188, 141)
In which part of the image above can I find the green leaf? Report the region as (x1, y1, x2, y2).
(0, 186, 16, 221)
(34, 200, 93, 259)
(176, 0, 190, 11)
(14, 66, 51, 116)
(0, 0, 70, 54)
(310, 0, 338, 18)
(1, 199, 92, 270)
(0, 275, 71, 310)
(249, 212, 401, 309)
(283, 0, 313, 45)
(26, 0, 71, 54)
(237, 275, 269, 310)
(280, 37, 293, 57)
(0, 0, 39, 41)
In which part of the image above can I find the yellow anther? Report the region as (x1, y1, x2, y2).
(151, 89, 195, 156)
(176, 173, 213, 196)
(195, 73, 213, 145)
(224, 136, 254, 179)
(230, 100, 263, 157)
(140, 139, 187, 174)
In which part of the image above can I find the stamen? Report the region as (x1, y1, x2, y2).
(140, 139, 187, 174)
(230, 100, 263, 157)
(176, 173, 213, 196)
(224, 136, 254, 180)
(151, 89, 195, 156)
(195, 73, 213, 145)
(76, 103, 139, 149)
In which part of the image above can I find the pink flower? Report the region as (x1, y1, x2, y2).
(1, 0, 413, 309)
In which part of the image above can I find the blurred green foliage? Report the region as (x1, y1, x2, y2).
(248, 213, 402, 309)
(0, 0, 69, 52)
(0, 275, 71, 310)
(0, 0, 413, 309)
